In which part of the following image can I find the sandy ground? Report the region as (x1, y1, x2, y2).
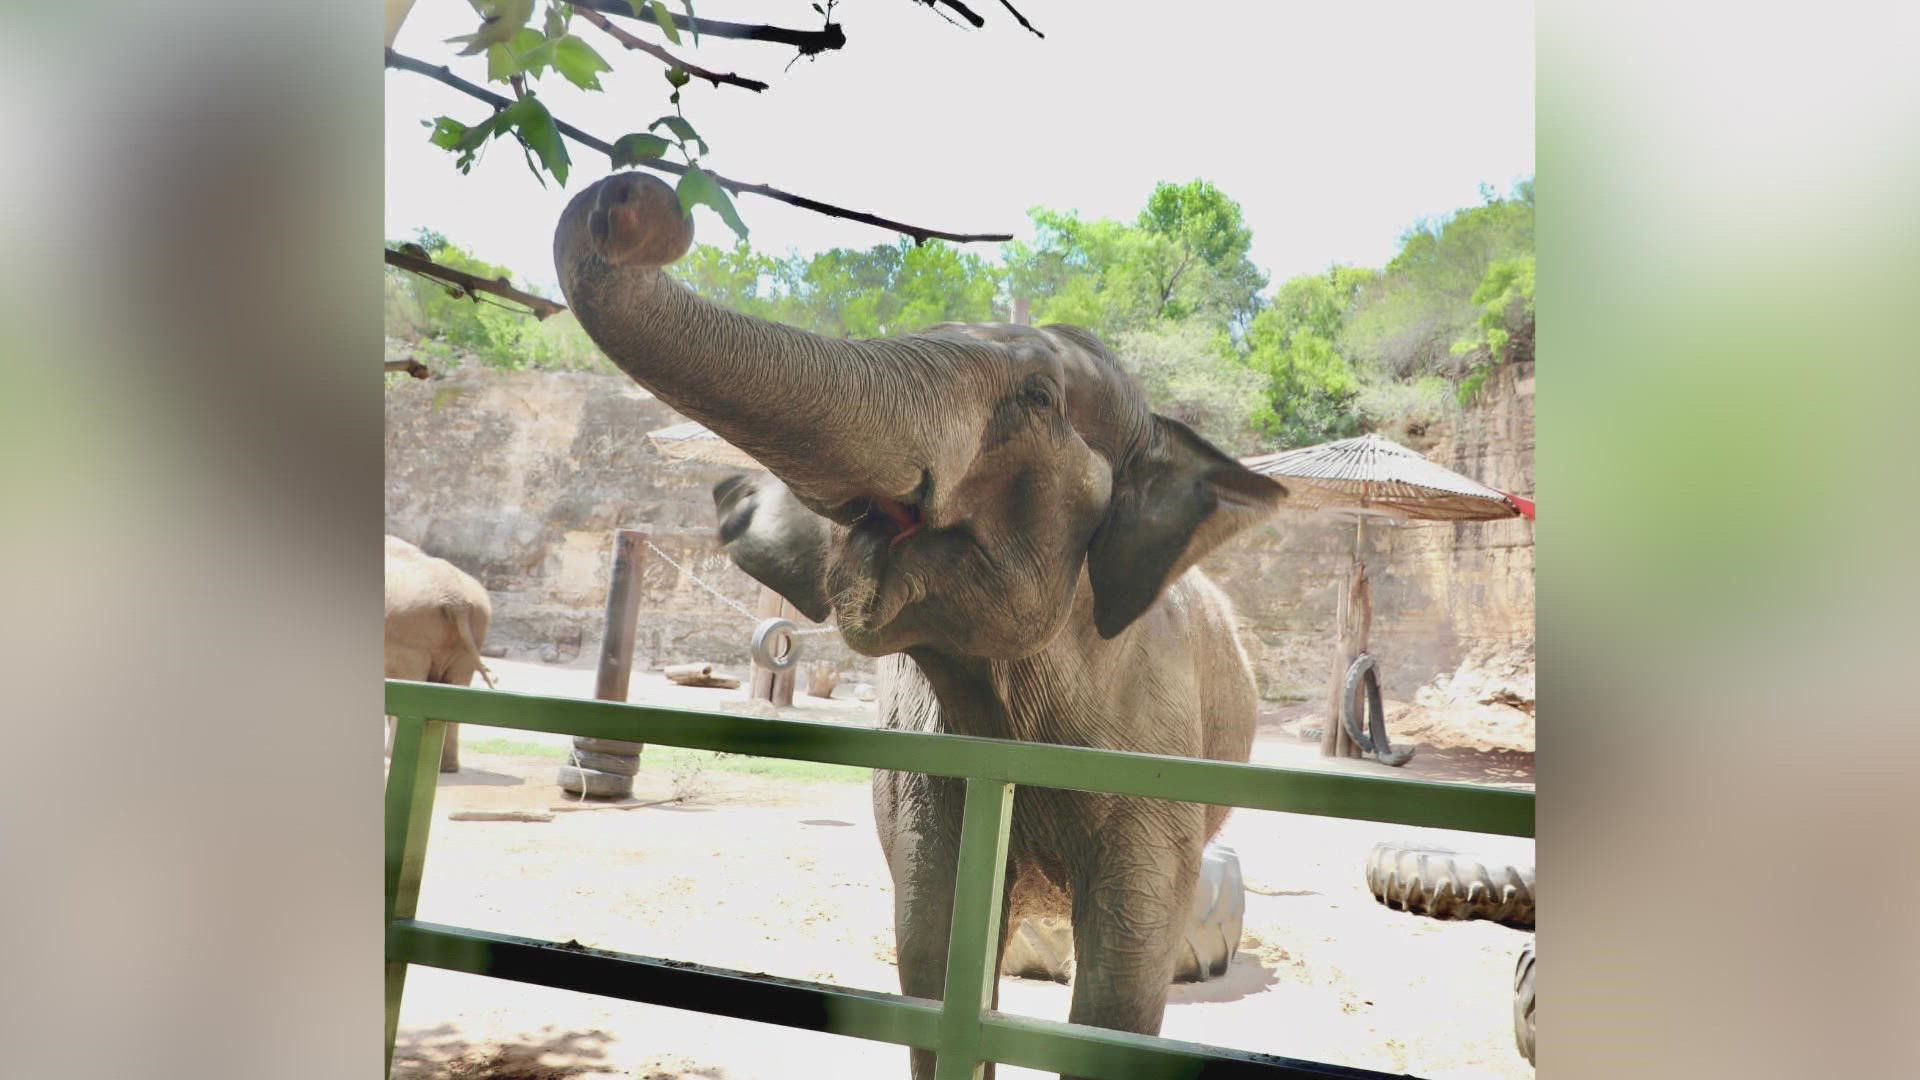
(392, 659, 1535, 1079)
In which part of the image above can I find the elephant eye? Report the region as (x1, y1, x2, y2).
(1021, 382, 1055, 411)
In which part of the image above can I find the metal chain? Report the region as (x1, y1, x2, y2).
(644, 538, 839, 636)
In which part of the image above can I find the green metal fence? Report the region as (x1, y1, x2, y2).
(386, 680, 1534, 1079)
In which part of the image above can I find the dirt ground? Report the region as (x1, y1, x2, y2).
(392, 658, 1536, 1079)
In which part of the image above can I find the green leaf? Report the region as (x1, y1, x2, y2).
(486, 42, 519, 82)
(625, 0, 647, 15)
(550, 34, 612, 91)
(681, 0, 700, 45)
(664, 65, 690, 88)
(610, 133, 672, 167)
(649, 114, 699, 143)
(427, 116, 469, 151)
(648, 1, 682, 44)
(544, 1, 567, 38)
(676, 165, 748, 242)
(501, 97, 569, 186)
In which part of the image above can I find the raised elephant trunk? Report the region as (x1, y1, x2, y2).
(554, 173, 991, 522)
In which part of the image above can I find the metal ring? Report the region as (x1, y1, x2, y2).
(751, 617, 800, 671)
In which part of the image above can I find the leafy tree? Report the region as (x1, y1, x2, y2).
(1004, 180, 1265, 340)
(1341, 181, 1534, 378)
(1110, 321, 1268, 455)
(1450, 252, 1534, 403)
(1135, 180, 1267, 328)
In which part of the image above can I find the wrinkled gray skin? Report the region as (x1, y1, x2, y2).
(556, 173, 1286, 1078)
(385, 535, 495, 772)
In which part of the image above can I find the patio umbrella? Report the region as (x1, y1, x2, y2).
(645, 420, 764, 471)
(1239, 433, 1533, 764)
(1240, 432, 1525, 521)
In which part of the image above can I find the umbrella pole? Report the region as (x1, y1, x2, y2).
(1321, 518, 1371, 759)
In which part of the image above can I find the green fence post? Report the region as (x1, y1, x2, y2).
(934, 778, 1015, 1080)
(385, 715, 446, 1076)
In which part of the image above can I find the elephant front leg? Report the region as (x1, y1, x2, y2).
(884, 775, 1018, 1080)
(438, 721, 459, 772)
(1063, 805, 1203, 1058)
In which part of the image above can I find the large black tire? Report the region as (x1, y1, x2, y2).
(1365, 841, 1535, 930)
(1513, 939, 1536, 1065)
(573, 736, 646, 755)
(557, 765, 635, 799)
(569, 748, 642, 776)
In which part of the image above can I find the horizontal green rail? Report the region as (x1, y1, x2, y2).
(392, 920, 942, 1048)
(386, 679, 1532, 1079)
(384, 682, 1532, 837)
(391, 921, 1409, 1078)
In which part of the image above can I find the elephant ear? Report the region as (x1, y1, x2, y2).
(713, 473, 834, 624)
(1085, 416, 1287, 639)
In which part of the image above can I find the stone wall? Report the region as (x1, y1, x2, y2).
(384, 361, 1534, 701)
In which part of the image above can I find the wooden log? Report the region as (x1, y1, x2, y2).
(664, 662, 716, 681)
(448, 810, 554, 823)
(675, 674, 742, 690)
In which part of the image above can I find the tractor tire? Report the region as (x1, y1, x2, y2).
(568, 748, 642, 776)
(573, 736, 645, 756)
(1364, 841, 1535, 930)
(557, 765, 635, 799)
(1000, 843, 1246, 984)
(1513, 939, 1536, 1065)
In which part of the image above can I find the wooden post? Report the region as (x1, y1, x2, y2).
(594, 529, 648, 707)
(749, 584, 799, 708)
(560, 529, 647, 798)
(1321, 519, 1371, 759)
(1012, 297, 1031, 326)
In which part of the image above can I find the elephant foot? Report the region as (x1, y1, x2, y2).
(587, 173, 694, 268)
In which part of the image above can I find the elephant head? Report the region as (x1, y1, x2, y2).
(556, 173, 1285, 658)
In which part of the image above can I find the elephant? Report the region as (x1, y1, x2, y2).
(384, 535, 495, 772)
(554, 172, 1287, 1079)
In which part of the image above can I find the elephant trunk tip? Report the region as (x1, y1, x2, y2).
(581, 172, 695, 269)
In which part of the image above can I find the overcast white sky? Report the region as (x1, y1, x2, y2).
(385, 0, 1534, 293)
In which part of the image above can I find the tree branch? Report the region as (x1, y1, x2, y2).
(386, 48, 1012, 245)
(997, 0, 1045, 38)
(575, 6, 769, 92)
(386, 358, 434, 379)
(567, 0, 846, 55)
(385, 246, 568, 319)
(926, 0, 985, 29)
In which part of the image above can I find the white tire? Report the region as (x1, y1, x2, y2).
(1000, 842, 1246, 984)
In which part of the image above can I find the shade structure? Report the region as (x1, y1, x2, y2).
(1241, 433, 1524, 522)
(646, 420, 764, 471)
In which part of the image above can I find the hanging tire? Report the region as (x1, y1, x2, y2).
(1341, 656, 1414, 766)
(1364, 841, 1535, 930)
(751, 618, 800, 671)
(1513, 939, 1536, 1065)
(568, 748, 642, 776)
(1001, 843, 1246, 984)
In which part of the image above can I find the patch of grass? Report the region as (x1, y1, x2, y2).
(464, 737, 870, 784)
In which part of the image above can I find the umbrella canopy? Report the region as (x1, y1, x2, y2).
(1242, 433, 1524, 522)
(646, 420, 764, 471)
